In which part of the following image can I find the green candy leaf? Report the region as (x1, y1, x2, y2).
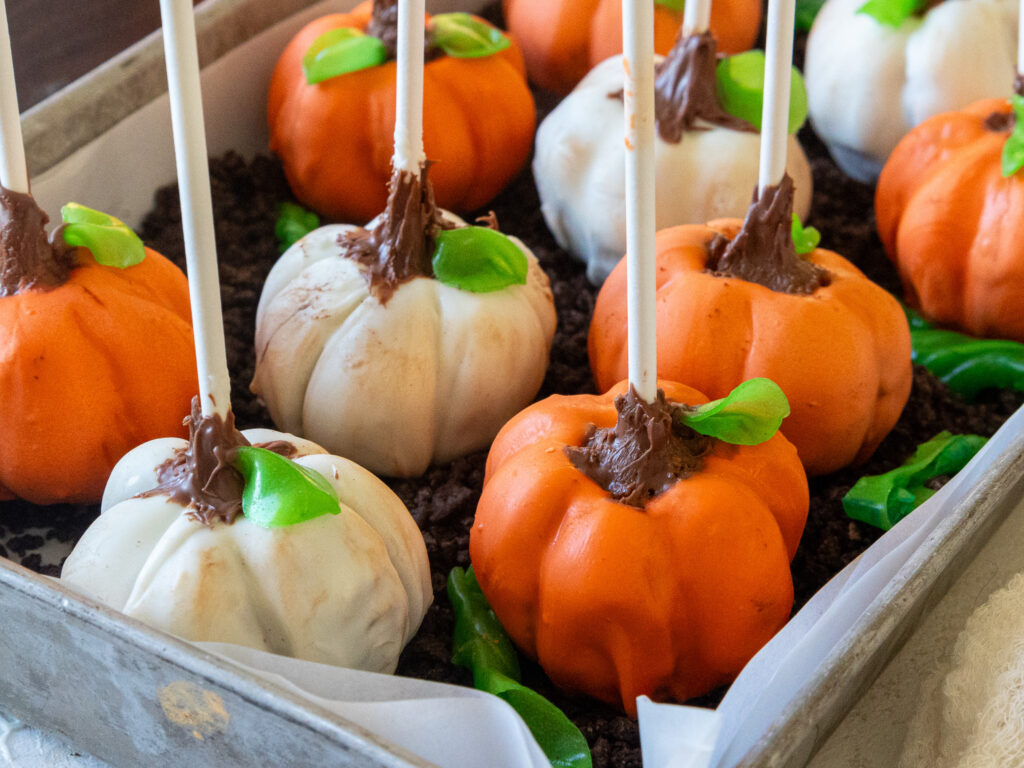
(432, 226, 528, 292)
(448, 567, 592, 768)
(654, 0, 685, 11)
(1002, 94, 1024, 177)
(856, 0, 926, 27)
(449, 566, 520, 681)
(303, 28, 387, 84)
(680, 378, 790, 445)
(716, 51, 808, 134)
(276, 202, 320, 252)
(60, 203, 145, 269)
(905, 307, 1024, 400)
(234, 446, 341, 528)
(791, 213, 820, 255)
(843, 431, 987, 530)
(795, 0, 827, 30)
(430, 13, 510, 59)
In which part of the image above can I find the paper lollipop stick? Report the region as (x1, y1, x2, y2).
(0, 1, 28, 193)
(758, 0, 796, 192)
(394, 0, 426, 173)
(683, 0, 712, 36)
(622, 0, 657, 403)
(159, 0, 232, 418)
(1018, 0, 1023, 75)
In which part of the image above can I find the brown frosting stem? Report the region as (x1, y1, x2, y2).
(143, 398, 251, 527)
(339, 164, 452, 304)
(653, 31, 756, 143)
(0, 185, 75, 297)
(985, 73, 1024, 132)
(367, 0, 399, 58)
(705, 174, 830, 295)
(367, 0, 441, 62)
(565, 387, 713, 509)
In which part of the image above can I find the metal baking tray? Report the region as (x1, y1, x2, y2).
(4, 0, 1024, 765)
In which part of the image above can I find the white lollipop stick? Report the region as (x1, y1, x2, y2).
(159, 0, 232, 418)
(683, 0, 713, 37)
(1018, 0, 1023, 76)
(0, 1, 28, 194)
(394, 0, 426, 173)
(758, 0, 796, 192)
(623, 0, 658, 403)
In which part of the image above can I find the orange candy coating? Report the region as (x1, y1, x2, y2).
(876, 98, 1024, 342)
(268, 3, 536, 222)
(0, 247, 197, 505)
(504, 0, 762, 95)
(470, 379, 808, 714)
(589, 223, 912, 476)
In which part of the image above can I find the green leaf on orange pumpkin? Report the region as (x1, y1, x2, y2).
(275, 202, 320, 252)
(856, 0, 926, 27)
(716, 51, 808, 134)
(234, 446, 341, 528)
(430, 13, 510, 59)
(654, 0, 685, 12)
(432, 226, 528, 292)
(60, 203, 145, 268)
(680, 377, 790, 445)
(303, 27, 387, 85)
(1001, 94, 1024, 178)
(792, 214, 820, 255)
(448, 567, 593, 768)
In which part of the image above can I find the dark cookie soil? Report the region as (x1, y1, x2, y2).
(2, 35, 1022, 768)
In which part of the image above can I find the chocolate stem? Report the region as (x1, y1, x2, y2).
(367, 0, 442, 62)
(705, 174, 830, 295)
(653, 31, 756, 143)
(366, 0, 399, 58)
(565, 387, 713, 508)
(340, 164, 452, 304)
(0, 185, 75, 296)
(144, 398, 251, 526)
(984, 73, 1024, 133)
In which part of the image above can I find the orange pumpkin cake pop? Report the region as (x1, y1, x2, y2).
(0, 190, 196, 504)
(268, 0, 535, 222)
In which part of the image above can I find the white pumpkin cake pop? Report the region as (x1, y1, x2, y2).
(805, 0, 1017, 181)
(63, 403, 432, 673)
(534, 19, 812, 284)
(251, 0, 556, 478)
(61, 0, 431, 676)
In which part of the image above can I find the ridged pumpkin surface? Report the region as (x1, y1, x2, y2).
(470, 379, 808, 714)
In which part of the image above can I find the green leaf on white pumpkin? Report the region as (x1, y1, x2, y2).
(792, 213, 820, 255)
(303, 27, 387, 84)
(234, 446, 341, 528)
(716, 51, 808, 134)
(275, 202, 320, 252)
(856, 0, 926, 27)
(680, 378, 790, 445)
(60, 203, 145, 268)
(1001, 94, 1024, 178)
(432, 226, 528, 292)
(430, 13, 510, 59)
(795, 0, 827, 30)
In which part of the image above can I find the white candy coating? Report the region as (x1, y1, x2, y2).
(805, 0, 1017, 182)
(63, 429, 432, 674)
(534, 55, 813, 285)
(252, 213, 557, 477)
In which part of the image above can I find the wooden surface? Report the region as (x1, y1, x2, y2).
(8, 0, 201, 111)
